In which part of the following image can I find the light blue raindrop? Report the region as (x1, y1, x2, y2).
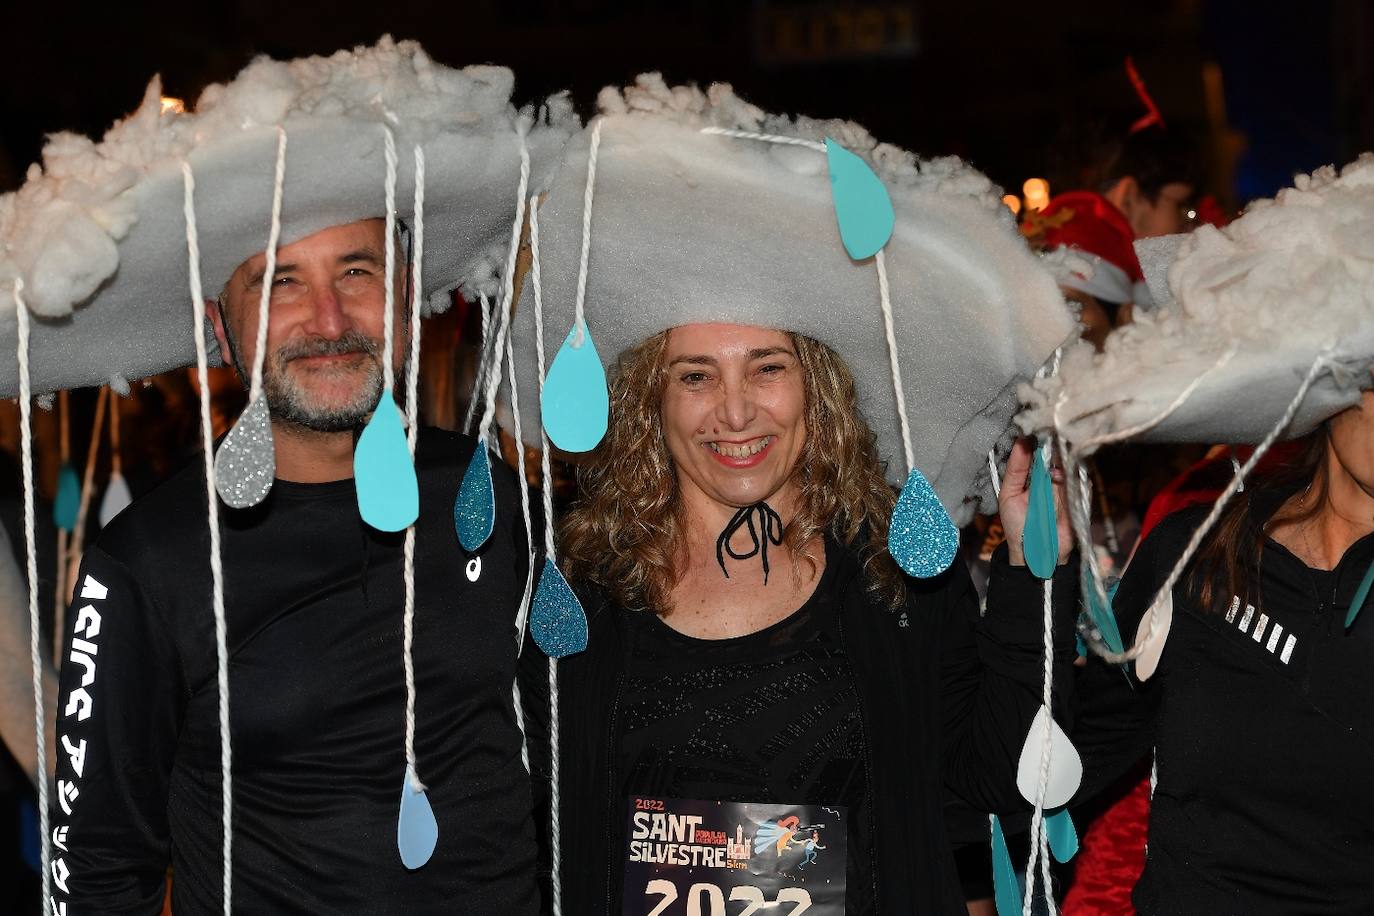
(889, 467, 959, 578)
(531, 557, 588, 658)
(397, 764, 438, 870)
(1345, 559, 1374, 629)
(1024, 446, 1059, 580)
(1084, 574, 1125, 654)
(990, 814, 1021, 916)
(1047, 808, 1079, 863)
(541, 324, 609, 454)
(454, 439, 495, 552)
(354, 394, 418, 532)
(54, 465, 80, 532)
(825, 137, 896, 260)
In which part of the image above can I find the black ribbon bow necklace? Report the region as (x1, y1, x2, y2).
(716, 501, 785, 584)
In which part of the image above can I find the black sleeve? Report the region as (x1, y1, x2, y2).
(940, 545, 1079, 814)
(48, 545, 185, 915)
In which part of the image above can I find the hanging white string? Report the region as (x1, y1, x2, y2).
(462, 293, 493, 436)
(1022, 444, 1060, 916)
(181, 161, 234, 916)
(698, 125, 828, 154)
(14, 279, 51, 916)
(381, 126, 399, 395)
(528, 191, 563, 916)
(1078, 346, 1334, 665)
(874, 250, 915, 474)
(476, 135, 531, 444)
(988, 449, 1002, 500)
(247, 127, 287, 402)
(505, 325, 535, 773)
(504, 329, 536, 647)
(401, 144, 426, 791)
(569, 118, 605, 349)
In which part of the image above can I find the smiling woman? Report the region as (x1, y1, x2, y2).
(528, 318, 1079, 916)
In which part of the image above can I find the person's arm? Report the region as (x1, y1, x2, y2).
(0, 523, 56, 786)
(939, 545, 1079, 814)
(49, 544, 185, 915)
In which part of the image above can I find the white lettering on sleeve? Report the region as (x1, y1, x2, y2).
(61, 735, 87, 778)
(63, 689, 92, 722)
(57, 780, 80, 816)
(79, 575, 108, 601)
(51, 857, 71, 893)
(73, 605, 102, 639)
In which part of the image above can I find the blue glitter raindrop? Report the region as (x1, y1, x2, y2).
(888, 467, 958, 578)
(454, 439, 495, 552)
(530, 557, 588, 658)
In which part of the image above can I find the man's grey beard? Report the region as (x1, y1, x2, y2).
(258, 332, 386, 433)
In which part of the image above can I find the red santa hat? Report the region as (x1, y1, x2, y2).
(1035, 191, 1153, 307)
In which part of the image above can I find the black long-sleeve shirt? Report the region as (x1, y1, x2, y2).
(49, 428, 541, 915)
(522, 537, 1079, 915)
(1075, 488, 1374, 915)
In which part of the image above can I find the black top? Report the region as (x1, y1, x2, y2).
(617, 537, 873, 912)
(521, 536, 1080, 915)
(48, 428, 541, 915)
(1076, 487, 1374, 915)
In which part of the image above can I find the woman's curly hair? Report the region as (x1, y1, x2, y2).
(559, 329, 906, 614)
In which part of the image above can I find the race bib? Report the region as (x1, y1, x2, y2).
(622, 796, 846, 916)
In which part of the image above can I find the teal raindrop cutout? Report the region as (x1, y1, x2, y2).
(989, 814, 1021, 916)
(1047, 809, 1079, 863)
(1345, 559, 1374, 629)
(1024, 446, 1059, 579)
(354, 394, 418, 532)
(888, 467, 958, 578)
(454, 439, 495, 551)
(396, 764, 438, 870)
(54, 465, 80, 531)
(541, 324, 609, 453)
(1083, 573, 1125, 654)
(530, 557, 588, 658)
(824, 137, 895, 260)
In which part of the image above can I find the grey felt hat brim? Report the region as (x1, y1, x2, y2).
(503, 86, 1074, 524)
(0, 39, 577, 397)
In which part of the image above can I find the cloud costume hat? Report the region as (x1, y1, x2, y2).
(1021, 153, 1374, 451)
(3, 37, 577, 912)
(1014, 155, 1374, 744)
(505, 74, 1076, 528)
(0, 36, 573, 397)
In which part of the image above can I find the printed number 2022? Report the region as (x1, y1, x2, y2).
(643, 879, 812, 916)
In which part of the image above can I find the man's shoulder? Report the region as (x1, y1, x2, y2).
(415, 426, 524, 500)
(95, 458, 209, 567)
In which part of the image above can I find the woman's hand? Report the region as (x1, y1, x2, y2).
(997, 437, 1075, 567)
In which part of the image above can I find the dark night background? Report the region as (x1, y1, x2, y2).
(2, 0, 1373, 909)
(2, 1, 1372, 209)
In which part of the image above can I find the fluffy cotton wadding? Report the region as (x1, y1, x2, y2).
(1020, 153, 1374, 449)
